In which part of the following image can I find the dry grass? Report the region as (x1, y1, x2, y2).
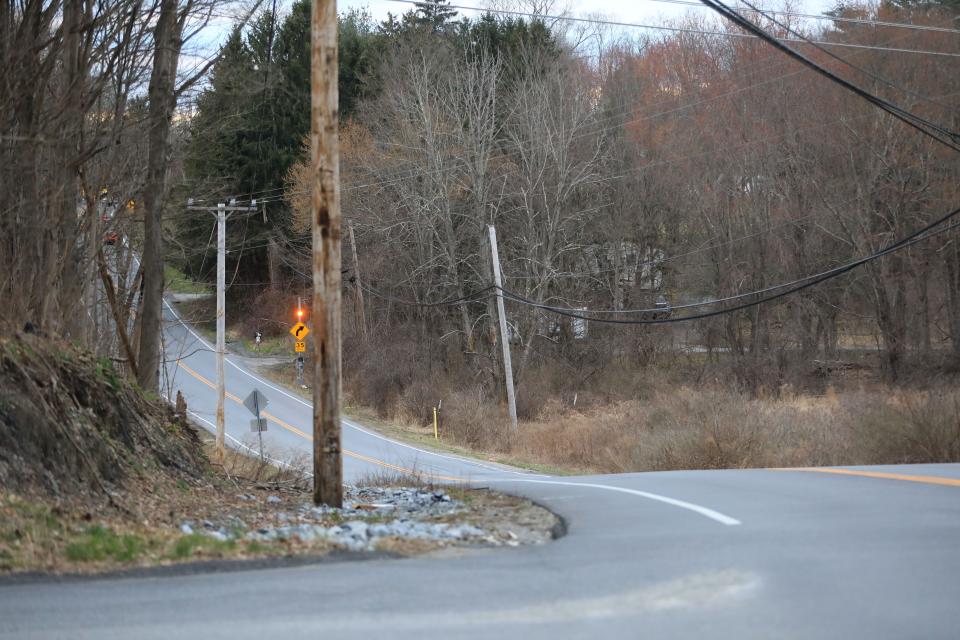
(338, 331, 960, 474)
(209, 434, 311, 491)
(428, 386, 960, 474)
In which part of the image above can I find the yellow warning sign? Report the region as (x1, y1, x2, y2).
(290, 321, 310, 340)
(294, 341, 306, 353)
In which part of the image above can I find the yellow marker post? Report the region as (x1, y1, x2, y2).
(433, 407, 439, 440)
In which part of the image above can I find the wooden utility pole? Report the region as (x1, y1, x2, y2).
(488, 225, 518, 431)
(215, 201, 227, 458)
(187, 199, 256, 460)
(348, 220, 367, 339)
(311, 0, 343, 507)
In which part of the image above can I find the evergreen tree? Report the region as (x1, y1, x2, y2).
(177, 3, 387, 284)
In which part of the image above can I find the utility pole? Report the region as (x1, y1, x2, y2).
(348, 220, 367, 339)
(216, 201, 226, 458)
(488, 225, 518, 431)
(311, 0, 343, 507)
(187, 198, 257, 460)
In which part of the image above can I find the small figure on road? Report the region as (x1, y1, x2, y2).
(255, 330, 262, 351)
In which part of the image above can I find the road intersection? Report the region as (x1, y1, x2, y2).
(1, 299, 958, 638)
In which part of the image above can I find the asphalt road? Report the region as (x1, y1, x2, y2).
(2, 300, 959, 639)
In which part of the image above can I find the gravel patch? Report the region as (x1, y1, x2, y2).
(179, 485, 558, 553)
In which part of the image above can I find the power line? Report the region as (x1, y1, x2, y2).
(385, 0, 960, 58)
(196, 2, 955, 207)
(498, 206, 960, 324)
(699, 0, 960, 152)
(641, 0, 960, 34)
(341, 203, 960, 321)
(735, 0, 956, 124)
(235, 65, 958, 210)
(191, 0, 960, 210)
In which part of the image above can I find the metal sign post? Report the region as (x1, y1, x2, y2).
(290, 319, 309, 386)
(243, 389, 270, 461)
(295, 354, 305, 387)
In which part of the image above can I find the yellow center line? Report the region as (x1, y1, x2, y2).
(174, 360, 463, 483)
(778, 467, 960, 488)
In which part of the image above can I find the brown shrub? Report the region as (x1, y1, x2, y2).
(235, 288, 301, 338)
(396, 374, 451, 426)
(850, 389, 960, 464)
(345, 331, 421, 416)
(330, 320, 958, 474)
(439, 388, 512, 452)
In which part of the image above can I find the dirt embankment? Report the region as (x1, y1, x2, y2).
(0, 333, 206, 501)
(0, 334, 559, 575)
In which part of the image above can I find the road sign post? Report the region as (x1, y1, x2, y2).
(290, 319, 309, 386)
(243, 389, 270, 461)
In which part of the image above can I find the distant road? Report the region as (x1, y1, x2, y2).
(2, 299, 958, 639)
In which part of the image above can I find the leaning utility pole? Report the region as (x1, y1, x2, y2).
(348, 220, 367, 339)
(311, 0, 343, 507)
(187, 198, 256, 459)
(488, 225, 518, 431)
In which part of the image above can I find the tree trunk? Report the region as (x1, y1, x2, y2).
(916, 260, 931, 357)
(440, 203, 473, 351)
(871, 268, 907, 382)
(137, 0, 182, 391)
(944, 244, 960, 367)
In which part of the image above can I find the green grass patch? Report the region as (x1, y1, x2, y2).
(239, 335, 292, 356)
(65, 526, 144, 563)
(165, 264, 211, 295)
(95, 357, 120, 388)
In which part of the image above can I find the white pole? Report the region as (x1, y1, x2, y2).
(215, 201, 226, 459)
(488, 225, 518, 431)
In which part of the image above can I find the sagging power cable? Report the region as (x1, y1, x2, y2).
(735, 0, 954, 115)
(498, 206, 960, 324)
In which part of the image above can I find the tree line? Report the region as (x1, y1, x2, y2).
(282, 1, 958, 400)
(2, 0, 957, 405)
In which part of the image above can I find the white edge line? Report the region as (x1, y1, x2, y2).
(162, 298, 549, 479)
(166, 393, 313, 477)
(163, 355, 737, 526)
(487, 478, 742, 526)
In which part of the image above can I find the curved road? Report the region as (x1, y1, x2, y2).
(2, 301, 959, 638)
